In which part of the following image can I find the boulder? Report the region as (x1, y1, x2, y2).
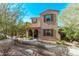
(0, 39, 14, 56)
(17, 39, 69, 56)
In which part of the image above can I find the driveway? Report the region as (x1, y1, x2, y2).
(68, 46, 79, 56)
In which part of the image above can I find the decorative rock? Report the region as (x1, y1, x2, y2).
(72, 41, 79, 45)
(0, 39, 14, 56)
(25, 49, 34, 55)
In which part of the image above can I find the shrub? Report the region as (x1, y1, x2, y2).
(0, 34, 7, 40)
(56, 40, 66, 45)
(28, 36, 33, 40)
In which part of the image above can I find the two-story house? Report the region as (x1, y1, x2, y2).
(27, 9, 60, 41)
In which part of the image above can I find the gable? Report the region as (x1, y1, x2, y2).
(40, 9, 59, 16)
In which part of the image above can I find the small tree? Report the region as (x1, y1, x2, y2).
(59, 4, 79, 42)
(0, 3, 27, 38)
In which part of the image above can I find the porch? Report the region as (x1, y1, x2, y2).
(26, 28, 40, 39)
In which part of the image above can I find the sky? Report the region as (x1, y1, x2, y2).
(17, 3, 69, 26)
(21, 3, 69, 22)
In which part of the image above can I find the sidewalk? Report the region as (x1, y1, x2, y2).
(68, 46, 79, 56)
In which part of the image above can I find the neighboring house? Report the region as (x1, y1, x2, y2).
(26, 9, 60, 41)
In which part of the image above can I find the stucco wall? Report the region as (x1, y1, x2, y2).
(39, 10, 60, 41)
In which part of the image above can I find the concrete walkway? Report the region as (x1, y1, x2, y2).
(68, 46, 79, 56)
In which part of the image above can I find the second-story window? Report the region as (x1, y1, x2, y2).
(44, 14, 52, 22)
(32, 18, 37, 23)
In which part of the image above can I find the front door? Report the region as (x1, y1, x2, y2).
(28, 29, 32, 37)
(34, 29, 38, 39)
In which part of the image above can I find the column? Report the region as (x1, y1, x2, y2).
(32, 29, 34, 39)
(26, 29, 28, 38)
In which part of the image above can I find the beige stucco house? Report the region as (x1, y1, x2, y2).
(26, 9, 60, 41)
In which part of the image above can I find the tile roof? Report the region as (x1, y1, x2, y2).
(30, 23, 40, 28)
(40, 9, 59, 16)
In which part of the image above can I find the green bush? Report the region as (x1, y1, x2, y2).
(56, 40, 65, 45)
(0, 34, 7, 40)
(25, 36, 33, 40)
(28, 36, 33, 40)
(60, 27, 79, 42)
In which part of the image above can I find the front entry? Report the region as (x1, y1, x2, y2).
(28, 29, 33, 37)
(28, 29, 38, 39)
(34, 29, 38, 38)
